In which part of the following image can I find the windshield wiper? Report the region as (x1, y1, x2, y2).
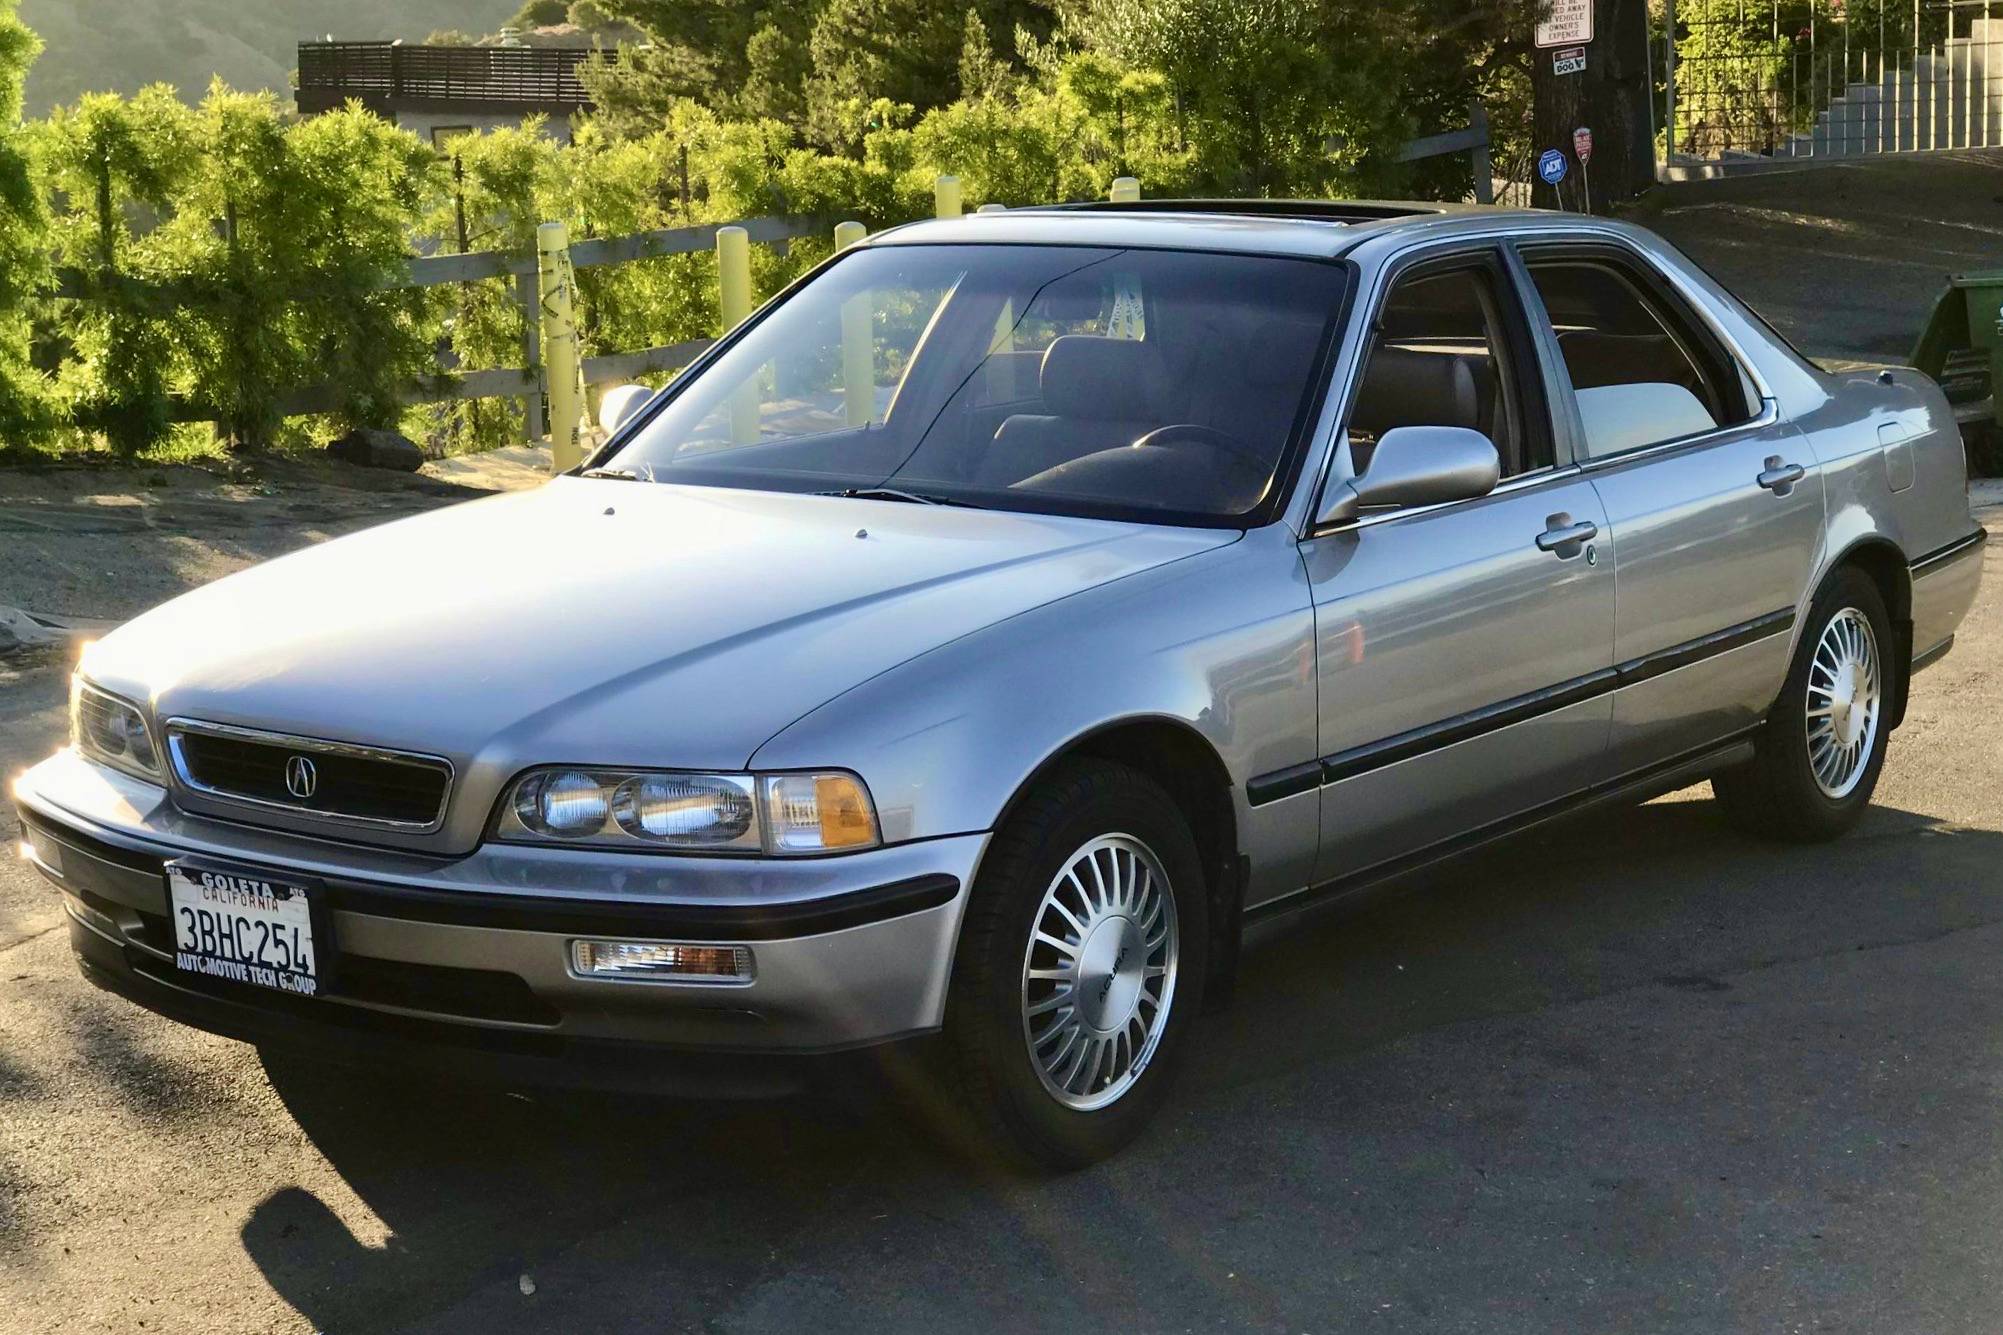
(581, 463, 656, 482)
(819, 487, 972, 508)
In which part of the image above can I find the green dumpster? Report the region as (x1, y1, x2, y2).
(1912, 268, 2003, 427)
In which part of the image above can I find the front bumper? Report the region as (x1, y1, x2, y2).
(13, 749, 986, 1085)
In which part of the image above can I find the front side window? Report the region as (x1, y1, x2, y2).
(1345, 261, 1547, 479)
(604, 244, 1347, 526)
(1523, 254, 1757, 459)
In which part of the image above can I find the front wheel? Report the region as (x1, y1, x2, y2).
(941, 760, 1207, 1170)
(1714, 567, 1894, 841)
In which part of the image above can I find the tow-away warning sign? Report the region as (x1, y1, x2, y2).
(1536, 0, 1594, 49)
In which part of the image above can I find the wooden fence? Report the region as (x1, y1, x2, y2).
(52, 213, 822, 436)
(323, 213, 818, 439)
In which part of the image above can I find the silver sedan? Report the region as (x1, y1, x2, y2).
(12, 202, 1985, 1167)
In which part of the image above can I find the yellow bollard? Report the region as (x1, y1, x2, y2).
(536, 221, 583, 474)
(833, 221, 872, 427)
(716, 224, 758, 444)
(716, 223, 753, 331)
(1110, 176, 1141, 203)
(934, 174, 963, 219)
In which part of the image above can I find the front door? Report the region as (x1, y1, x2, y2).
(1298, 246, 1616, 890)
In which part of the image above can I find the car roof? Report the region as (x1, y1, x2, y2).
(862, 199, 1561, 260)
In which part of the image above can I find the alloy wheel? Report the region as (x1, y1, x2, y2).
(1805, 606, 1882, 800)
(1018, 833, 1179, 1112)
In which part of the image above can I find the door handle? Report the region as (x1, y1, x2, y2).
(1536, 516, 1599, 555)
(1757, 458, 1806, 494)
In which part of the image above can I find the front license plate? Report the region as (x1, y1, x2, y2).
(166, 861, 320, 996)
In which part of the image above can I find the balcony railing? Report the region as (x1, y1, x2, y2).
(297, 41, 604, 115)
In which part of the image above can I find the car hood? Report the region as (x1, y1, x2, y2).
(86, 478, 1236, 773)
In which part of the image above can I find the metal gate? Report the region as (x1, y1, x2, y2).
(1667, 0, 2003, 164)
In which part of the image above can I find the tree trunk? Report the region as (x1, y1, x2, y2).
(1531, 0, 1654, 213)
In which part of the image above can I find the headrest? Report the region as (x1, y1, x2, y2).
(1039, 336, 1160, 420)
(1574, 382, 1716, 458)
(1350, 346, 1478, 434)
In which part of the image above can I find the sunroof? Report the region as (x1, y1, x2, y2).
(1039, 199, 1443, 224)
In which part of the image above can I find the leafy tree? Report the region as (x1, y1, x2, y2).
(508, 0, 573, 28)
(577, 0, 803, 112)
(115, 87, 444, 448)
(743, 23, 812, 125)
(0, 0, 44, 442)
(36, 88, 196, 451)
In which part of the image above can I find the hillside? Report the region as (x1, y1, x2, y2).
(18, 0, 518, 114)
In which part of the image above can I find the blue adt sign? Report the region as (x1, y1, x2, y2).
(1538, 149, 1569, 185)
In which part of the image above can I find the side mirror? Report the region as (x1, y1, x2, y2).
(598, 383, 654, 437)
(1315, 425, 1501, 529)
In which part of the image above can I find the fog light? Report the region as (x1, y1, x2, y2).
(19, 829, 60, 877)
(570, 939, 753, 984)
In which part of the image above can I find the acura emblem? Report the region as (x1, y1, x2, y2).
(284, 755, 319, 800)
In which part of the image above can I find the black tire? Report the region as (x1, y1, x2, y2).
(1714, 567, 1895, 842)
(940, 759, 1208, 1171)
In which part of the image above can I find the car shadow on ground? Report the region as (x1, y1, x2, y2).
(237, 793, 2003, 1331)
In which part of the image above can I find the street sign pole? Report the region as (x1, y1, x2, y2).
(1573, 127, 1595, 215)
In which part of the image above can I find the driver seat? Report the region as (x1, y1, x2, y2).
(979, 336, 1165, 487)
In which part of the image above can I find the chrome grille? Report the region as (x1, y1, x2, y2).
(165, 720, 453, 831)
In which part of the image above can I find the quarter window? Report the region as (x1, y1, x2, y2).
(1523, 255, 1757, 459)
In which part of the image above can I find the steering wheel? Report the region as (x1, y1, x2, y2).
(1130, 423, 1269, 477)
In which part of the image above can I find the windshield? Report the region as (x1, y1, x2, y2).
(603, 243, 1347, 526)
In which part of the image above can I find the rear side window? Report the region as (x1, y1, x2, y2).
(1523, 255, 1756, 459)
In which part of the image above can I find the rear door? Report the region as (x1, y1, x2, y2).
(1295, 244, 1616, 888)
(1514, 240, 1824, 774)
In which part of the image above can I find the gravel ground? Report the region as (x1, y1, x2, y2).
(0, 457, 486, 624)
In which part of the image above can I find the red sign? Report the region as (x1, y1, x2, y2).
(1573, 126, 1594, 165)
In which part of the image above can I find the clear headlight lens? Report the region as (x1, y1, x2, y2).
(497, 767, 874, 855)
(70, 677, 162, 782)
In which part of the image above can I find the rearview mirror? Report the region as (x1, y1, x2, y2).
(1315, 425, 1501, 529)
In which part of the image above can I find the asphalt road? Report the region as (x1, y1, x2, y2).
(1637, 147, 2003, 365)
(0, 499, 1993, 1334)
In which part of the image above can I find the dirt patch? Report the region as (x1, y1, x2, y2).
(0, 455, 494, 624)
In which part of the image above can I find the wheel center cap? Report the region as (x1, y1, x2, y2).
(1832, 665, 1868, 744)
(1075, 915, 1145, 1033)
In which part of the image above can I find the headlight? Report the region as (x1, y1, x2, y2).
(70, 677, 163, 782)
(495, 768, 878, 855)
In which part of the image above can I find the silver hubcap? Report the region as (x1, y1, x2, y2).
(1019, 833, 1179, 1112)
(1806, 607, 1881, 800)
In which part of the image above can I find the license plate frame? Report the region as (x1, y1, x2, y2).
(165, 859, 333, 997)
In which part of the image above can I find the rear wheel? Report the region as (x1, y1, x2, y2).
(1714, 567, 1894, 841)
(942, 760, 1207, 1170)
